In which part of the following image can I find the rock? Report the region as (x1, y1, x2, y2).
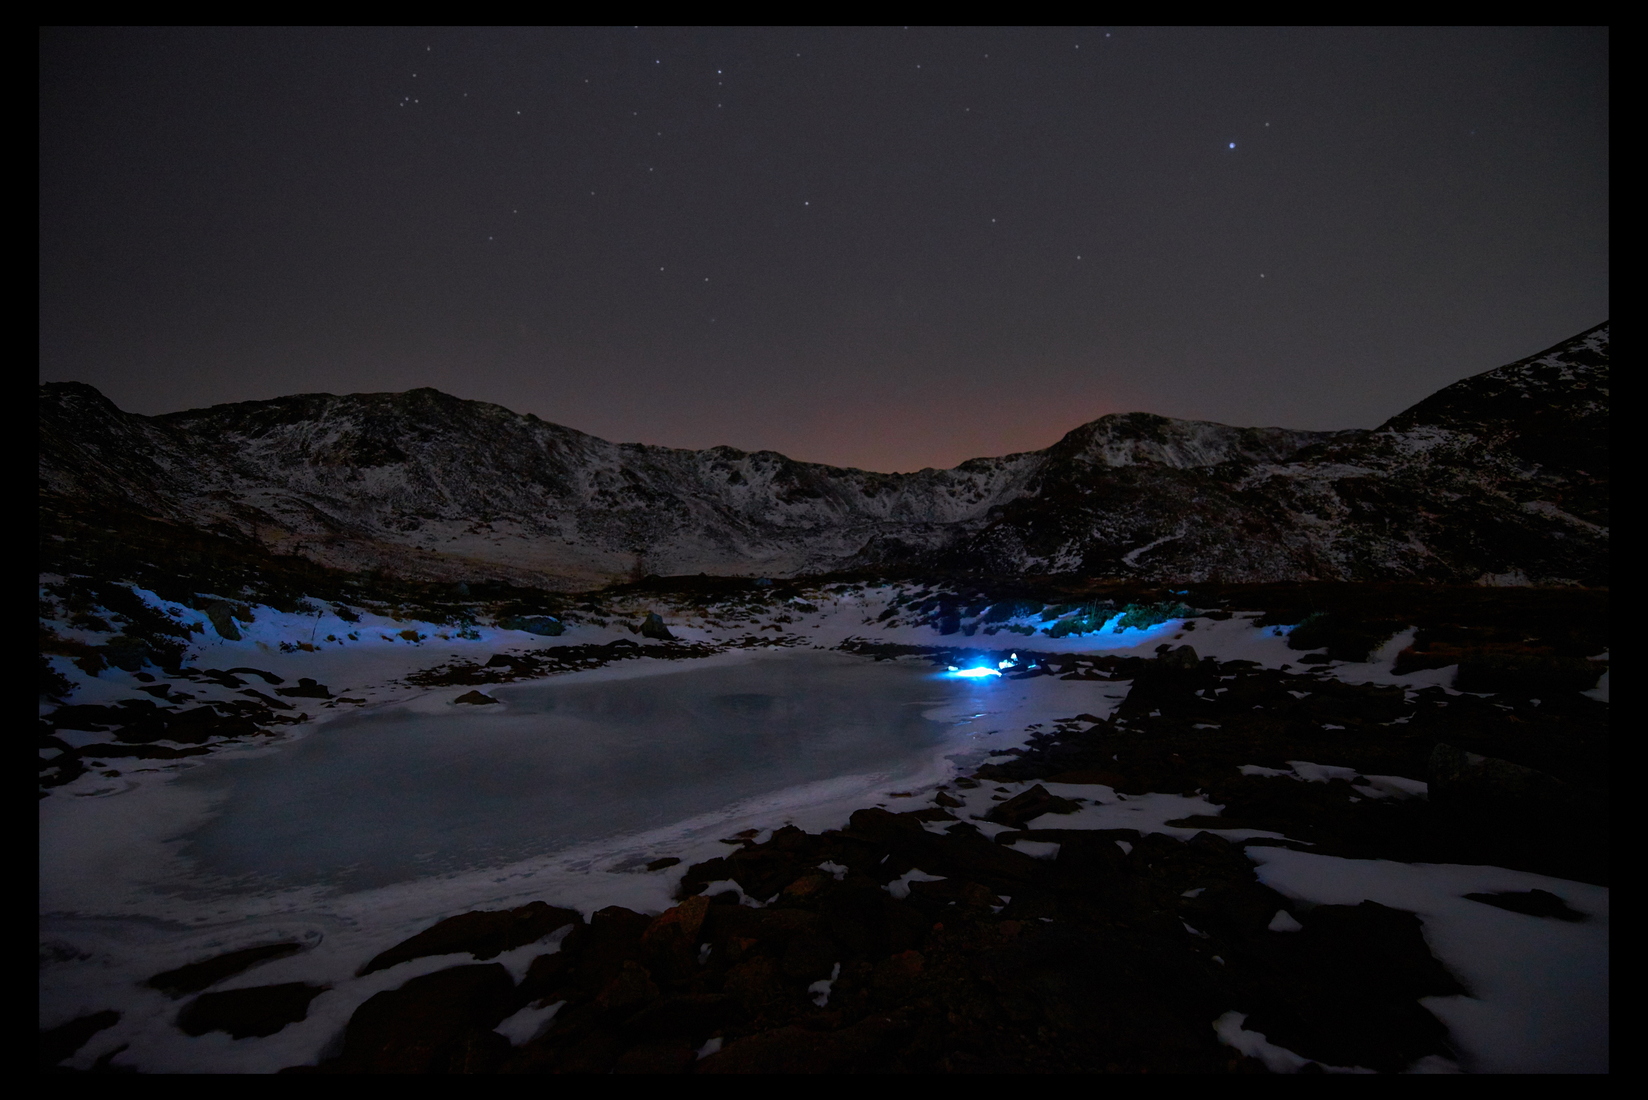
(225, 666, 284, 684)
(544, 906, 653, 1000)
(676, 830, 822, 902)
(778, 932, 838, 983)
(638, 612, 676, 641)
(907, 878, 1004, 912)
(844, 808, 1050, 893)
(1286, 614, 1404, 662)
(645, 856, 681, 871)
(1428, 743, 1574, 817)
(1184, 881, 1297, 937)
(613, 1040, 697, 1073)
(275, 678, 333, 699)
(639, 896, 710, 978)
(781, 873, 831, 899)
(595, 960, 661, 1014)
(870, 949, 926, 995)
(1235, 900, 1467, 1073)
(1455, 653, 1604, 694)
(147, 942, 306, 997)
(40, 1010, 120, 1069)
(1463, 888, 1586, 921)
(203, 600, 245, 641)
(1052, 830, 1133, 886)
(102, 635, 161, 672)
(499, 616, 564, 636)
(721, 956, 784, 1013)
(499, 1026, 623, 1074)
(358, 902, 582, 976)
(971, 920, 1233, 1072)
(64, 742, 211, 761)
(1044, 769, 1129, 786)
(516, 951, 573, 1007)
(1162, 814, 1255, 830)
(452, 690, 499, 705)
(982, 784, 1083, 829)
(1159, 644, 1200, 670)
(696, 1015, 908, 1073)
(331, 964, 517, 1074)
(619, 994, 735, 1046)
(176, 983, 328, 1039)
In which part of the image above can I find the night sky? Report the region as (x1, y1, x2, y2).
(39, 27, 1608, 473)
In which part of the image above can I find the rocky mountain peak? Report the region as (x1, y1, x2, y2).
(1048, 411, 1360, 471)
(1378, 323, 1608, 441)
(38, 323, 1608, 588)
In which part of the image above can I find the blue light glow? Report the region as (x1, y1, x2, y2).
(946, 665, 1002, 679)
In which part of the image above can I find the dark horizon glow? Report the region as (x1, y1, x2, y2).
(39, 27, 1607, 473)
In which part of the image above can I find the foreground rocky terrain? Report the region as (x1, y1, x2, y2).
(39, 323, 1607, 589)
(40, 579, 1608, 1074)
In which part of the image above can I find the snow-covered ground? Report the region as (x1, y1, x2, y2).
(39, 583, 1607, 1073)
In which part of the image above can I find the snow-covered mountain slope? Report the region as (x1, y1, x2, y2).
(933, 324, 1608, 585)
(38, 323, 1607, 588)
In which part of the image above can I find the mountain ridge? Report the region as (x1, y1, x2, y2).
(39, 323, 1608, 589)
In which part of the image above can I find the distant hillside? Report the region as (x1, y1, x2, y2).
(39, 323, 1607, 589)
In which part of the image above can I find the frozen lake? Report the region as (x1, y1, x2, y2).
(167, 650, 977, 894)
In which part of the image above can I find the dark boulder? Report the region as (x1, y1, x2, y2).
(203, 600, 248, 641)
(358, 902, 582, 976)
(1429, 743, 1575, 818)
(328, 964, 517, 1074)
(697, 1015, 909, 1073)
(40, 1010, 120, 1070)
(147, 942, 306, 997)
(1235, 900, 1467, 1072)
(619, 993, 736, 1047)
(982, 784, 1083, 828)
(843, 808, 1051, 894)
(1463, 888, 1586, 921)
(522, 906, 652, 1005)
(1455, 653, 1604, 694)
(638, 895, 710, 980)
(177, 983, 328, 1039)
(638, 612, 676, 641)
(275, 677, 333, 699)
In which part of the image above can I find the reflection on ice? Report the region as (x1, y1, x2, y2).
(170, 651, 972, 894)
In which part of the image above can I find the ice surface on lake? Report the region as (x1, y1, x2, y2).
(169, 650, 968, 894)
